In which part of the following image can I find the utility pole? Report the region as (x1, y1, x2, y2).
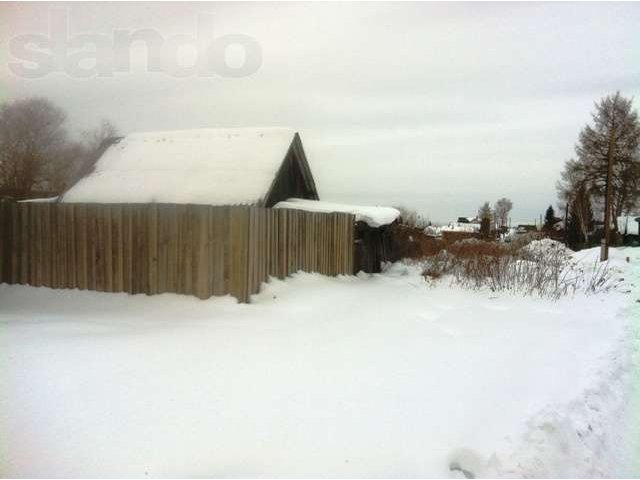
(601, 125, 616, 262)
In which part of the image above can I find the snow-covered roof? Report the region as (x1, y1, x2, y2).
(274, 198, 400, 227)
(61, 128, 298, 205)
(441, 222, 481, 233)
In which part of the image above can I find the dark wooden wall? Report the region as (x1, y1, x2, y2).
(353, 223, 395, 274)
(264, 134, 319, 207)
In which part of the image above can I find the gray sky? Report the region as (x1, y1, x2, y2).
(1, 2, 639, 223)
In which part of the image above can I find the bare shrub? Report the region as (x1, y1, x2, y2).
(582, 259, 626, 294)
(508, 233, 538, 250)
(421, 239, 620, 300)
(394, 206, 429, 229)
(421, 251, 454, 280)
(447, 238, 512, 258)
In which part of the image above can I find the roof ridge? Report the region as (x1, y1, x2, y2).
(125, 127, 297, 138)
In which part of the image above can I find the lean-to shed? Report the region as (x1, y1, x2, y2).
(274, 198, 400, 273)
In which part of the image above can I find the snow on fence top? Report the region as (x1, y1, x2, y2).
(274, 198, 400, 227)
(61, 127, 298, 205)
(17, 196, 59, 203)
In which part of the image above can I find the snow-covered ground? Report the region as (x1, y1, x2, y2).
(1, 247, 638, 478)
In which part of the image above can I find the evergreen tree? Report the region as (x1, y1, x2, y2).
(478, 201, 493, 239)
(543, 205, 556, 231)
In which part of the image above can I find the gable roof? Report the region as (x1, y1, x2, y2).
(60, 127, 314, 206)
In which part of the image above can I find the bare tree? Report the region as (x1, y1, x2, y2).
(0, 97, 67, 197)
(47, 119, 119, 194)
(70, 119, 120, 185)
(82, 119, 119, 153)
(394, 205, 429, 228)
(573, 183, 594, 245)
(557, 158, 583, 202)
(0, 97, 120, 198)
(493, 197, 513, 230)
(47, 141, 88, 193)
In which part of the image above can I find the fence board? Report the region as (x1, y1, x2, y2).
(156, 205, 169, 294)
(247, 208, 256, 295)
(167, 205, 179, 293)
(18, 204, 27, 285)
(148, 204, 158, 295)
(176, 205, 189, 295)
(75, 205, 87, 290)
(54, 206, 64, 288)
(122, 206, 134, 294)
(133, 206, 147, 295)
(9, 202, 19, 284)
(111, 205, 124, 293)
(42, 203, 52, 287)
(30, 204, 39, 286)
(279, 209, 288, 279)
(88, 205, 100, 291)
(222, 207, 231, 295)
(229, 207, 249, 302)
(210, 207, 225, 296)
(50, 204, 58, 288)
(194, 205, 210, 299)
(64, 205, 75, 289)
(0, 201, 10, 283)
(103, 206, 113, 292)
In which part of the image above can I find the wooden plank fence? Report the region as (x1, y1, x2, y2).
(0, 201, 355, 303)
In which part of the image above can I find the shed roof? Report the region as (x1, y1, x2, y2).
(274, 198, 400, 227)
(61, 127, 302, 205)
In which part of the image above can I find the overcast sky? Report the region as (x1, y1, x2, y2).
(1, 2, 639, 223)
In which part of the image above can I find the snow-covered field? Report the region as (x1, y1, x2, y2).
(1, 247, 638, 478)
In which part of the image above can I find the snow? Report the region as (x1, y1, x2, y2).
(60, 128, 297, 205)
(441, 222, 481, 233)
(274, 198, 400, 227)
(17, 196, 59, 203)
(522, 237, 574, 257)
(1, 247, 638, 477)
(618, 215, 639, 236)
